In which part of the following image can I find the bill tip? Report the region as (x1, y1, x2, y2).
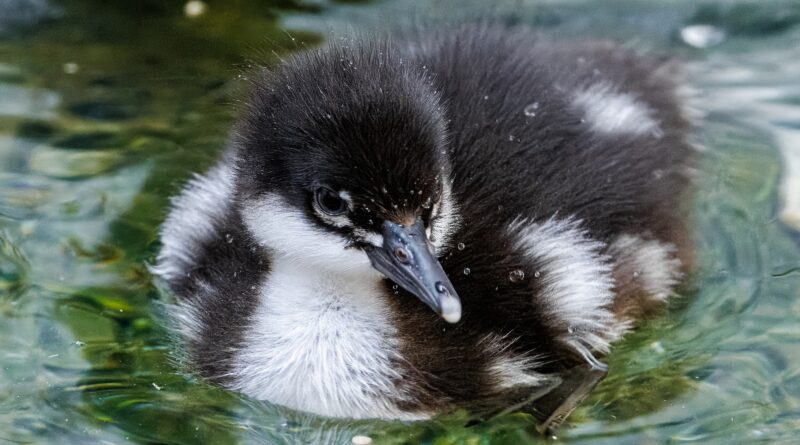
(439, 297, 462, 323)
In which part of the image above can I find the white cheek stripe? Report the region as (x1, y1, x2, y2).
(573, 82, 662, 137)
(242, 193, 375, 275)
(352, 228, 383, 247)
(510, 217, 619, 370)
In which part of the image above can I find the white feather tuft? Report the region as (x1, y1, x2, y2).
(510, 217, 619, 369)
(609, 234, 682, 302)
(480, 333, 546, 390)
(152, 159, 235, 282)
(573, 82, 662, 137)
(429, 179, 461, 252)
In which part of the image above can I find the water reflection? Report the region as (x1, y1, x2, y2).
(1, 1, 799, 444)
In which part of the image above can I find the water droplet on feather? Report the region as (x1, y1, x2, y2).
(523, 102, 539, 117)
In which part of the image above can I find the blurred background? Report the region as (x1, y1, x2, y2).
(1, 0, 799, 443)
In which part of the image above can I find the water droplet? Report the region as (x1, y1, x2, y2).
(392, 284, 399, 290)
(534, 271, 541, 278)
(567, 326, 575, 334)
(680, 24, 726, 48)
(62, 62, 79, 75)
(352, 435, 373, 445)
(381, 187, 388, 194)
(457, 242, 465, 251)
(633, 271, 641, 278)
(225, 233, 234, 243)
(74, 340, 85, 347)
(483, 95, 489, 100)
(421, 197, 432, 209)
(184, 0, 207, 18)
(523, 102, 539, 117)
(508, 269, 525, 283)
(508, 134, 515, 142)
(463, 267, 471, 275)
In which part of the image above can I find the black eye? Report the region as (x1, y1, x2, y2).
(315, 187, 348, 215)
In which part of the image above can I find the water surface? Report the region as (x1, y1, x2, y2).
(1, 1, 800, 443)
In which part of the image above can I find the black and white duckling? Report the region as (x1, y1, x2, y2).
(153, 26, 694, 427)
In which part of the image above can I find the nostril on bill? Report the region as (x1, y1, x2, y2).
(435, 281, 447, 294)
(394, 247, 410, 263)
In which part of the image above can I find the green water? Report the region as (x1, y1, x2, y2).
(2, 1, 800, 444)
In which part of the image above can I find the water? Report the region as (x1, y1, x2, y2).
(1, 1, 800, 443)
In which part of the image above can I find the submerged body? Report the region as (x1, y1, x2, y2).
(153, 26, 694, 423)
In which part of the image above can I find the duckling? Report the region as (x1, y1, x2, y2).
(152, 26, 694, 427)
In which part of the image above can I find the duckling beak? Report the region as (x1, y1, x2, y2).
(366, 220, 462, 323)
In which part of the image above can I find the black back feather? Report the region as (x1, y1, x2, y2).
(159, 25, 693, 412)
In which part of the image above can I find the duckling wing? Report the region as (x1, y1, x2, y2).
(152, 155, 269, 381)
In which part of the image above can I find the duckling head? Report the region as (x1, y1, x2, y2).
(231, 41, 462, 323)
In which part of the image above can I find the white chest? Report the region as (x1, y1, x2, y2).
(230, 260, 422, 420)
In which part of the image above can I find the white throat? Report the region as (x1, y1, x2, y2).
(231, 256, 425, 419)
(235, 193, 424, 420)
